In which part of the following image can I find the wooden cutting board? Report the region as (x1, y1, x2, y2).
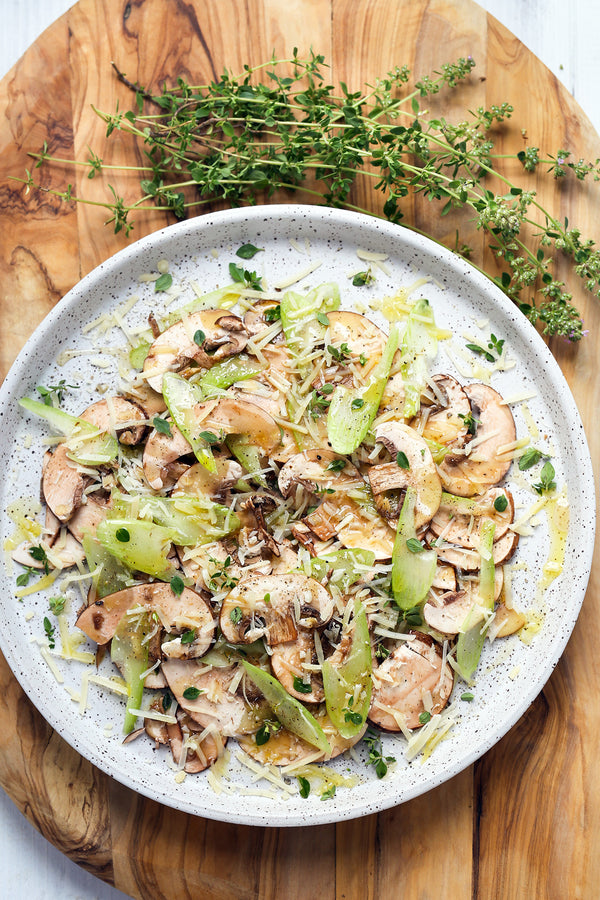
(1, 0, 599, 896)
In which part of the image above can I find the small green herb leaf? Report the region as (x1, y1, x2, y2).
(533, 460, 556, 494)
(461, 692, 475, 701)
(519, 448, 543, 471)
(183, 686, 203, 700)
(229, 606, 243, 625)
(170, 575, 184, 596)
(350, 398, 364, 410)
(419, 710, 432, 724)
(153, 416, 172, 437)
(236, 243, 263, 259)
(155, 273, 173, 292)
(297, 775, 311, 798)
(199, 430, 219, 444)
(115, 528, 130, 543)
(396, 451, 410, 469)
(406, 538, 425, 553)
(180, 629, 196, 644)
(493, 494, 508, 512)
(43, 616, 56, 649)
(316, 312, 330, 326)
(293, 675, 312, 694)
(193, 329, 206, 346)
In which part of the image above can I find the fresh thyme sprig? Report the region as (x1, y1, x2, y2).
(22, 50, 600, 340)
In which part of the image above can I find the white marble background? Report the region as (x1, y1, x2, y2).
(1, 1, 599, 897)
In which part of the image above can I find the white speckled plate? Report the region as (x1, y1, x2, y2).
(0, 205, 595, 826)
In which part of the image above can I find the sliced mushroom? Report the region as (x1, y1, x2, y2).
(429, 488, 514, 548)
(416, 374, 470, 451)
(67, 494, 110, 542)
(124, 382, 167, 418)
(142, 309, 248, 393)
(422, 590, 474, 636)
(166, 717, 223, 774)
(437, 383, 516, 497)
(237, 706, 366, 767)
(428, 529, 519, 571)
(368, 634, 454, 730)
(80, 397, 147, 445)
(42, 443, 87, 522)
(219, 573, 334, 646)
(432, 563, 457, 592)
(270, 630, 324, 703)
(172, 456, 244, 501)
(161, 660, 269, 735)
(367, 422, 442, 529)
(326, 310, 387, 382)
(243, 300, 282, 335)
(278, 449, 362, 499)
(304, 492, 396, 559)
(142, 422, 194, 491)
(198, 396, 282, 457)
(493, 603, 527, 637)
(76, 582, 215, 654)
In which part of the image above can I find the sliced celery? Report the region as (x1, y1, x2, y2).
(111, 611, 150, 734)
(82, 533, 132, 599)
(400, 298, 440, 419)
(455, 519, 496, 680)
(327, 325, 399, 454)
(227, 435, 268, 488)
(322, 599, 372, 739)
(197, 355, 264, 394)
(242, 661, 331, 754)
(391, 487, 437, 611)
(307, 548, 376, 593)
(163, 284, 244, 328)
(113, 492, 240, 546)
(280, 283, 340, 355)
(162, 372, 217, 473)
(96, 518, 176, 579)
(129, 339, 151, 370)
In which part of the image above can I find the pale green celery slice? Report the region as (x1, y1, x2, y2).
(400, 298, 440, 419)
(82, 533, 133, 599)
(96, 518, 176, 579)
(112, 492, 240, 546)
(306, 548, 376, 593)
(391, 486, 437, 611)
(322, 599, 372, 739)
(242, 661, 331, 754)
(279, 283, 340, 355)
(111, 612, 150, 734)
(19, 396, 118, 465)
(455, 519, 497, 680)
(163, 284, 244, 328)
(226, 436, 268, 488)
(197, 355, 264, 394)
(327, 325, 399, 454)
(162, 372, 217, 474)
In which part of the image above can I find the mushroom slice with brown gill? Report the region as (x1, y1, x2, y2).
(304, 488, 396, 560)
(172, 455, 244, 502)
(219, 572, 334, 646)
(278, 449, 363, 500)
(437, 383, 516, 497)
(270, 630, 324, 703)
(167, 709, 225, 773)
(415, 374, 471, 452)
(76, 582, 215, 656)
(423, 568, 503, 635)
(142, 309, 248, 393)
(429, 487, 515, 549)
(142, 420, 195, 491)
(79, 397, 147, 445)
(427, 528, 519, 571)
(243, 299, 282, 336)
(161, 660, 269, 736)
(368, 634, 454, 731)
(367, 421, 442, 530)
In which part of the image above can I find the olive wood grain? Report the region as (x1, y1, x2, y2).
(0, 1, 599, 897)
